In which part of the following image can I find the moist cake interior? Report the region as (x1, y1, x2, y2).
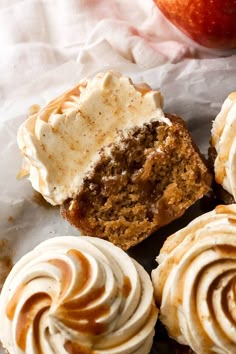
(61, 114, 211, 250)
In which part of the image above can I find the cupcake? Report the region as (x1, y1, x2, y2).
(152, 204, 236, 354)
(17, 71, 211, 250)
(0, 236, 157, 354)
(210, 92, 236, 203)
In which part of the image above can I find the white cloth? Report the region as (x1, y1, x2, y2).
(1, 0, 235, 102)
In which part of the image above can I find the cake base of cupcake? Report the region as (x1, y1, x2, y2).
(62, 113, 212, 250)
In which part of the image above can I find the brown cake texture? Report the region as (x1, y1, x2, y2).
(61, 113, 212, 250)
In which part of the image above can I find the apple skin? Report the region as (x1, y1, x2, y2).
(154, 0, 236, 49)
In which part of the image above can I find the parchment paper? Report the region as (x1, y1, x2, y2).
(1, 55, 236, 353)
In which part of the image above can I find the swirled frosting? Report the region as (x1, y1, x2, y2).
(0, 236, 157, 354)
(151, 204, 236, 354)
(211, 92, 236, 200)
(17, 71, 168, 205)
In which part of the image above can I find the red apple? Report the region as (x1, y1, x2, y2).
(153, 0, 236, 49)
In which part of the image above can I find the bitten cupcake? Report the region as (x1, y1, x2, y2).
(17, 71, 211, 250)
(210, 92, 236, 203)
(0, 236, 158, 354)
(152, 204, 236, 354)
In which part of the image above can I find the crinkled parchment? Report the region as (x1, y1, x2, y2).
(0, 56, 236, 353)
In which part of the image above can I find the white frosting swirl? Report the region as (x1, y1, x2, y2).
(212, 92, 236, 200)
(17, 71, 169, 205)
(0, 236, 157, 354)
(152, 204, 236, 354)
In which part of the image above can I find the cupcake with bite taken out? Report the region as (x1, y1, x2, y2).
(17, 71, 212, 250)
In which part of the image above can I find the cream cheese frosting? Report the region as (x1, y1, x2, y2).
(151, 204, 236, 354)
(17, 72, 169, 205)
(0, 236, 158, 354)
(211, 92, 236, 200)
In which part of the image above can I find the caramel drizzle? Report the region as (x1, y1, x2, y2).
(5, 248, 133, 351)
(48, 258, 73, 299)
(38, 83, 87, 122)
(6, 284, 25, 321)
(64, 341, 94, 354)
(56, 249, 109, 335)
(67, 249, 90, 293)
(122, 275, 132, 298)
(16, 293, 51, 351)
(57, 302, 109, 335)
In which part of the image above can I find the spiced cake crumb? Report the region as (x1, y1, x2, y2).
(61, 114, 212, 250)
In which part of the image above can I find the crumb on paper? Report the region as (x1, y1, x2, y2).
(0, 239, 13, 291)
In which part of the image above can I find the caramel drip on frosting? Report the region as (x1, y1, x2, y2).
(39, 84, 84, 121)
(67, 248, 90, 291)
(122, 275, 131, 298)
(58, 301, 109, 335)
(16, 293, 51, 351)
(48, 258, 72, 299)
(6, 284, 25, 321)
(62, 286, 105, 310)
(64, 341, 94, 354)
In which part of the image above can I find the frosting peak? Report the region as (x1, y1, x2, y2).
(17, 72, 167, 205)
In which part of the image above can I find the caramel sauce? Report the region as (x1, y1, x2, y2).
(58, 286, 109, 335)
(215, 165, 226, 185)
(122, 276, 132, 298)
(215, 205, 234, 215)
(48, 259, 72, 299)
(213, 245, 236, 257)
(63, 286, 105, 310)
(52, 249, 109, 335)
(29, 104, 40, 115)
(64, 341, 93, 354)
(228, 218, 236, 224)
(58, 304, 109, 335)
(6, 284, 25, 320)
(211, 135, 216, 148)
(67, 249, 90, 292)
(40, 83, 86, 122)
(16, 293, 51, 351)
(134, 84, 151, 95)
